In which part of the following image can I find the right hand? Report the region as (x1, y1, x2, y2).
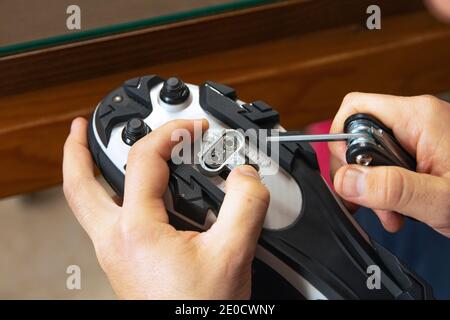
(329, 93, 450, 237)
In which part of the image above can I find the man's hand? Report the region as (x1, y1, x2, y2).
(329, 93, 450, 236)
(63, 118, 269, 299)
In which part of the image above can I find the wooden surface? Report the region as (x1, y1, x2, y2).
(0, 0, 424, 95)
(1, 8, 450, 198)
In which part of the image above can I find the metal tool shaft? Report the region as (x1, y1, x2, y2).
(266, 133, 367, 143)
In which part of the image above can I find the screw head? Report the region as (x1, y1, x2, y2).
(356, 154, 373, 166)
(113, 95, 123, 103)
(160, 77, 190, 104)
(122, 118, 149, 146)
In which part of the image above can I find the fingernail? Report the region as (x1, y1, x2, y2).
(236, 165, 260, 179)
(341, 167, 365, 197)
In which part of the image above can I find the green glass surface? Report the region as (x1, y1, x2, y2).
(0, 0, 275, 57)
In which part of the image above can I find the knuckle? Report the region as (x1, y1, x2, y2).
(368, 167, 408, 208)
(118, 217, 144, 242)
(386, 168, 409, 208)
(63, 178, 83, 208)
(62, 181, 74, 204)
(234, 178, 270, 206)
(444, 182, 450, 212)
(428, 180, 450, 231)
(216, 244, 251, 275)
(416, 94, 438, 107)
(63, 176, 97, 214)
(414, 95, 442, 116)
(62, 176, 72, 195)
(63, 177, 93, 219)
(95, 222, 140, 270)
(342, 92, 361, 104)
(257, 184, 271, 204)
(117, 215, 162, 245)
(385, 168, 412, 209)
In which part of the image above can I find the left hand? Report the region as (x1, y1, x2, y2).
(63, 118, 270, 299)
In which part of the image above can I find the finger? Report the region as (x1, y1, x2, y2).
(329, 154, 345, 189)
(123, 119, 208, 224)
(63, 117, 119, 239)
(206, 166, 270, 260)
(373, 209, 405, 233)
(330, 155, 359, 213)
(329, 92, 425, 163)
(333, 164, 450, 227)
(328, 140, 348, 165)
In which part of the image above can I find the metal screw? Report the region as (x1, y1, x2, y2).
(356, 154, 373, 166)
(113, 95, 123, 103)
(224, 136, 236, 151)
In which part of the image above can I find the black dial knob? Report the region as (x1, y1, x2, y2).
(159, 77, 190, 104)
(122, 118, 150, 146)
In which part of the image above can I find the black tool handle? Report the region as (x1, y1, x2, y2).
(344, 113, 417, 171)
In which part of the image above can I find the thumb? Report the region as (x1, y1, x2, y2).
(334, 165, 450, 228)
(208, 165, 270, 257)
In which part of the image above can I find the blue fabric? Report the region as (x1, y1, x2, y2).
(355, 208, 450, 300)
